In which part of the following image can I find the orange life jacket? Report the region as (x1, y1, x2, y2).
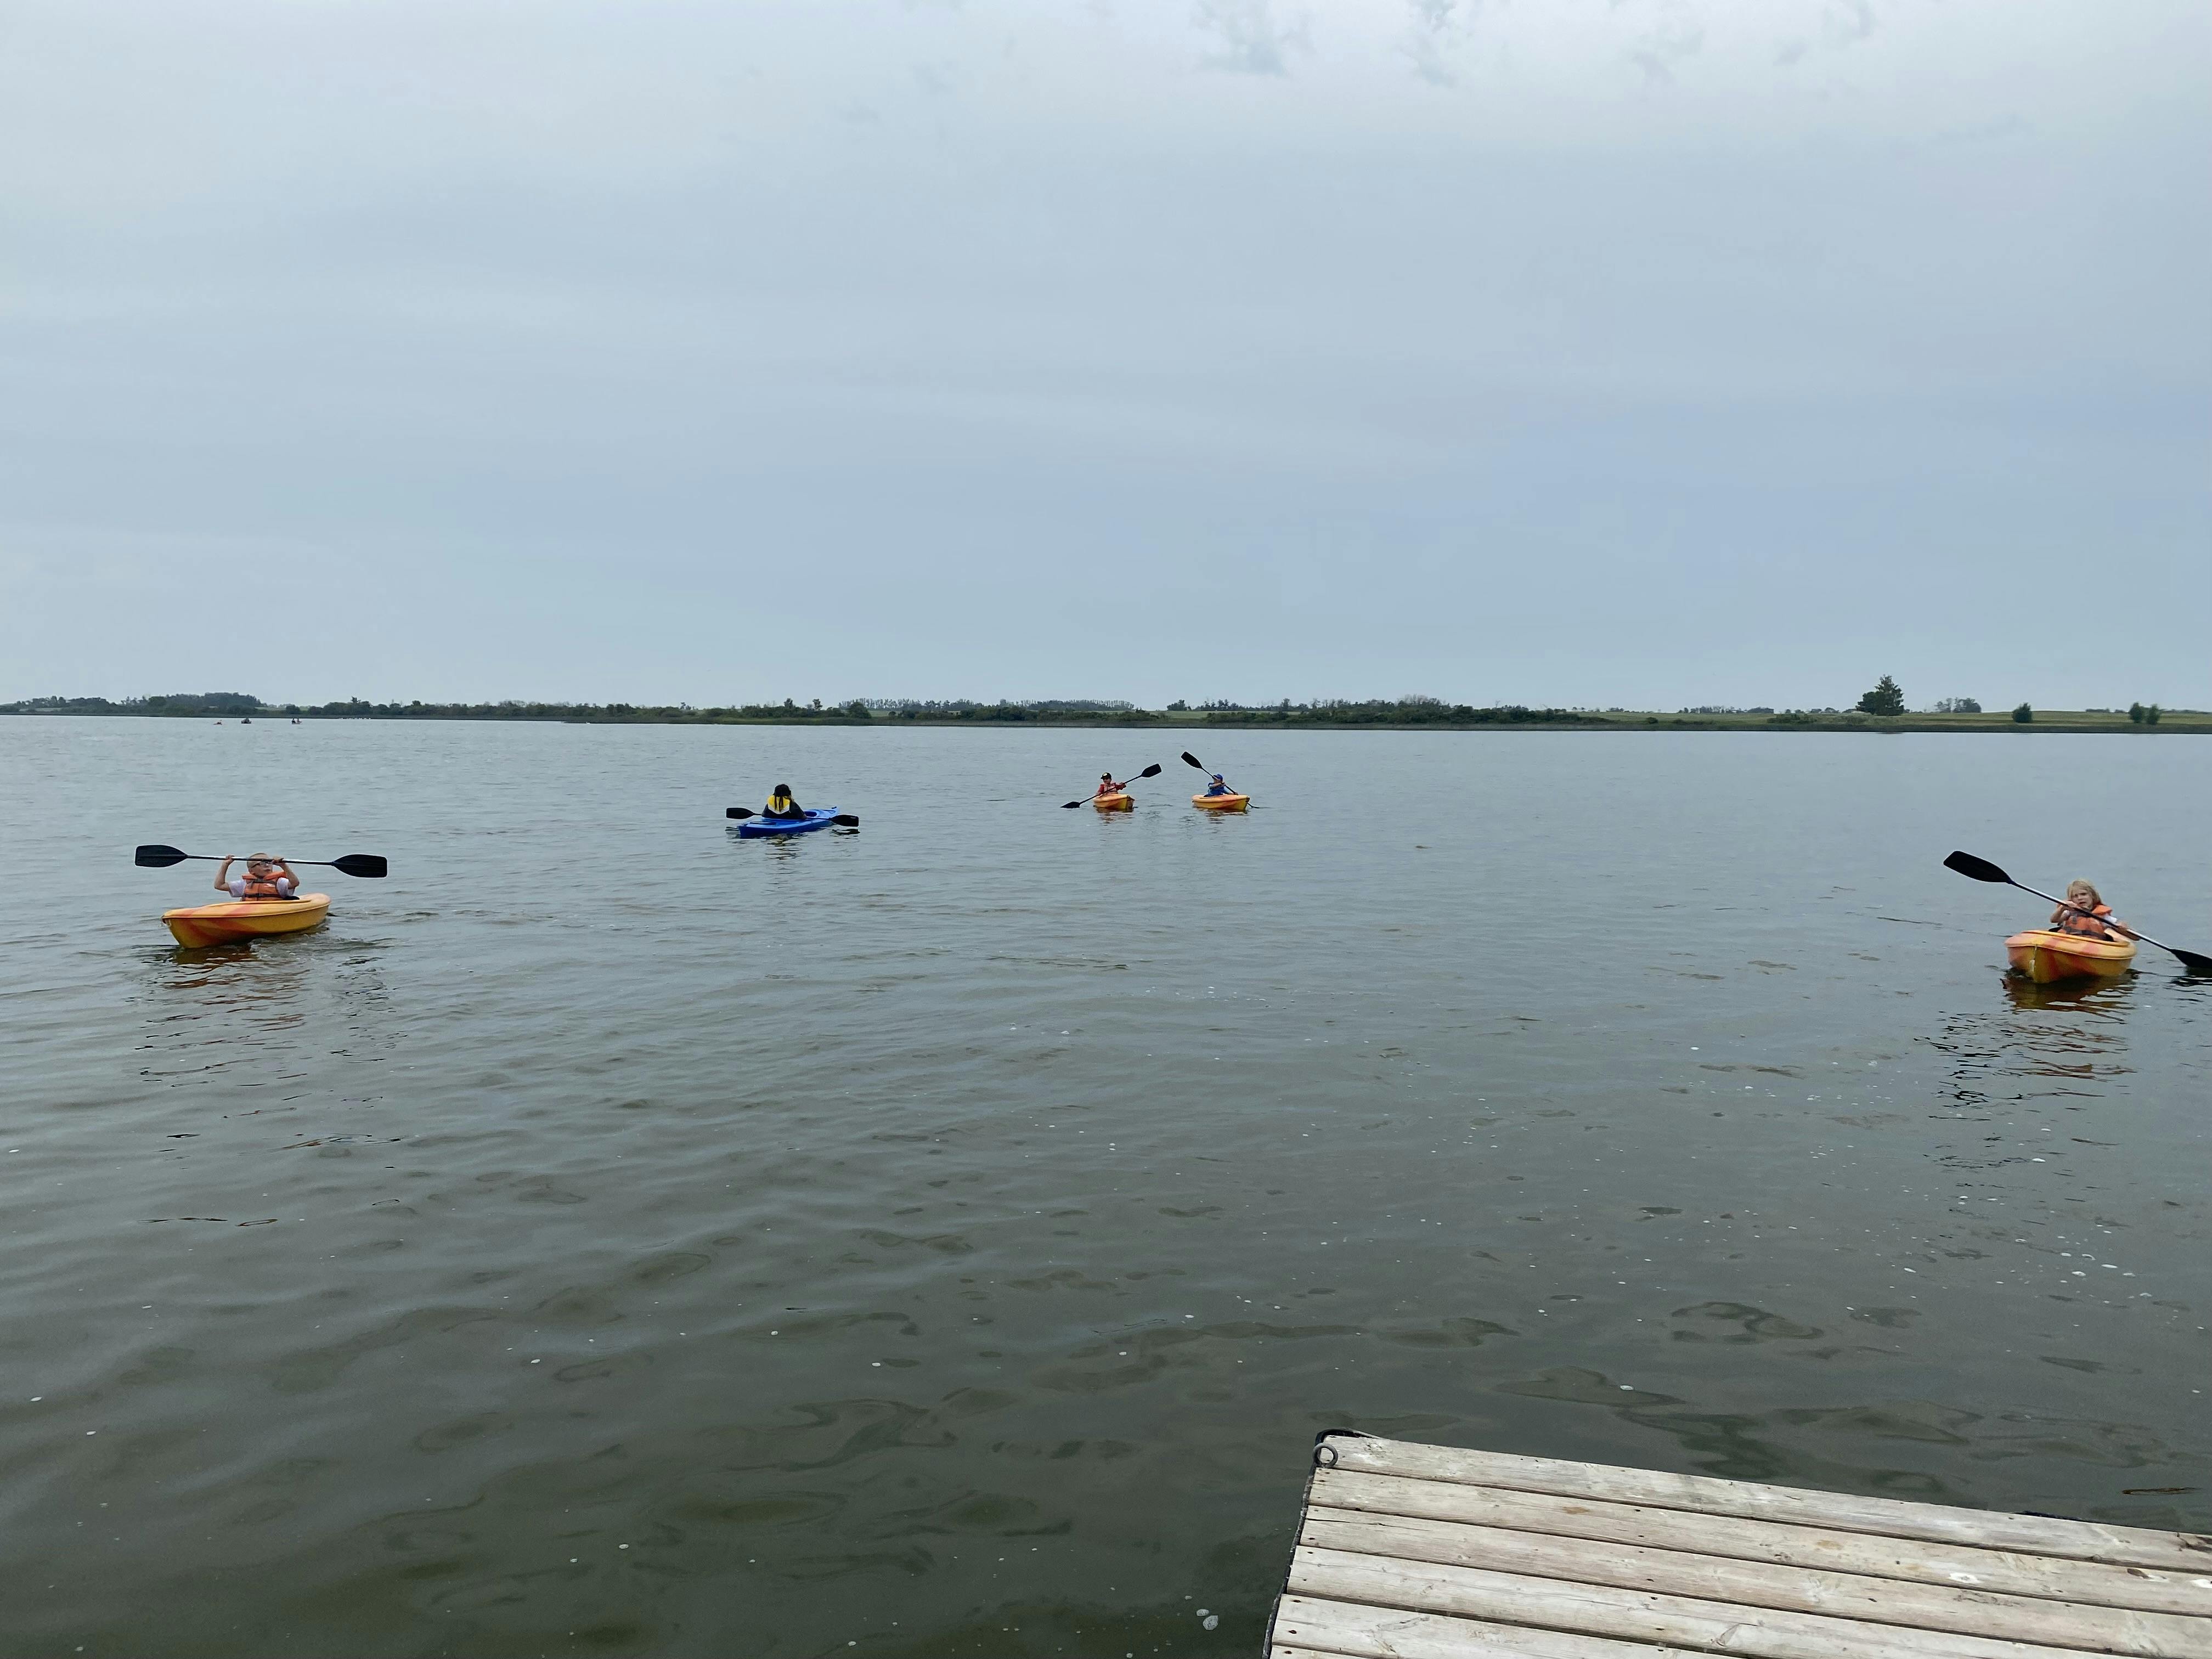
(2057, 902, 2114, 939)
(241, 868, 289, 899)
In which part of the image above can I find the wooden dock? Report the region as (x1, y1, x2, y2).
(1267, 1432, 2212, 1658)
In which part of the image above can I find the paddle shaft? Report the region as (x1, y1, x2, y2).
(2008, 881, 2197, 957)
(193, 854, 351, 870)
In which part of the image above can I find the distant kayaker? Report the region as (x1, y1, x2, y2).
(216, 853, 300, 901)
(2051, 881, 2130, 941)
(761, 783, 806, 821)
(1095, 773, 1128, 799)
(1201, 772, 1238, 798)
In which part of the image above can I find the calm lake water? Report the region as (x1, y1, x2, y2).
(2, 719, 2207, 1657)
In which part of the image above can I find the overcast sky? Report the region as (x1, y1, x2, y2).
(3, 0, 2205, 710)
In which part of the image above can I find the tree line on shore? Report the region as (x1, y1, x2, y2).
(1850, 675, 2168, 724)
(1, 689, 2190, 727)
(0, 692, 1601, 727)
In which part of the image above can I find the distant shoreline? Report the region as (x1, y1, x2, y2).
(4, 698, 2205, 733)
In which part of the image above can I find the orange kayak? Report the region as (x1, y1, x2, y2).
(2005, 928, 2135, 984)
(1192, 793, 1249, 811)
(1093, 793, 1134, 812)
(163, 893, 331, 947)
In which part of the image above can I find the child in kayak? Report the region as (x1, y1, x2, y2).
(1201, 772, 1238, 798)
(761, 784, 806, 821)
(1095, 773, 1127, 799)
(215, 853, 301, 901)
(2051, 881, 2129, 940)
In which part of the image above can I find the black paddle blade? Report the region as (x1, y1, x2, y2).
(1061, 799, 1086, 809)
(134, 844, 190, 868)
(1944, 850, 2011, 885)
(1137, 763, 1163, 779)
(330, 854, 387, 879)
(726, 808, 755, 820)
(2173, 947, 2212, 977)
(1181, 751, 1205, 770)
(832, 814, 860, 828)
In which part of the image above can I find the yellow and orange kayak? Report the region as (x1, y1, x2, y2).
(2005, 928, 2134, 984)
(1092, 793, 1134, 812)
(1192, 793, 1249, 811)
(163, 893, 331, 948)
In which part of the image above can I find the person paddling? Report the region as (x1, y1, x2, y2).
(1095, 772, 1129, 799)
(2050, 880, 2131, 941)
(1200, 771, 1238, 798)
(215, 853, 301, 901)
(760, 783, 807, 821)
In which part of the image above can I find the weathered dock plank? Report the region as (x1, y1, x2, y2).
(1306, 1469, 2211, 1616)
(1324, 1438, 2212, 1574)
(1273, 1594, 1709, 1657)
(1271, 1595, 1705, 1657)
(1268, 1433, 2212, 1658)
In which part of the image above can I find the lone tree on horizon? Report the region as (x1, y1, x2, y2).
(1856, 675, 1906, 716)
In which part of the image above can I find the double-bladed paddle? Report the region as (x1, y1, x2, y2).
(1183, 748, 1249, 802)
(725, 809, 861, 827)
(1062, 763, 1161, 809)
(1944, 850, 2212, 975)
(134, 845, 387, 878)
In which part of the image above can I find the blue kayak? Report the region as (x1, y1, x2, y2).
(736, 807, 840, 839)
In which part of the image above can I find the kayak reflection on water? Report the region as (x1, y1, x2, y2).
(2003, 971, 2136, 1014)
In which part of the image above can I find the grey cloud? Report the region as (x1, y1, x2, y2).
(1825, 0, 1877, 48)
(1778, 2, 1874, 71)
(1193, 0, 1305, 75)
(1629, 27, 1704, 84)
(1404, 0, 1472, 87)
(1623, 1, 1705, 83)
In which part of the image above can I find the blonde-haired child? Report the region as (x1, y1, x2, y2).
(2050, 880, 2128, 941)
